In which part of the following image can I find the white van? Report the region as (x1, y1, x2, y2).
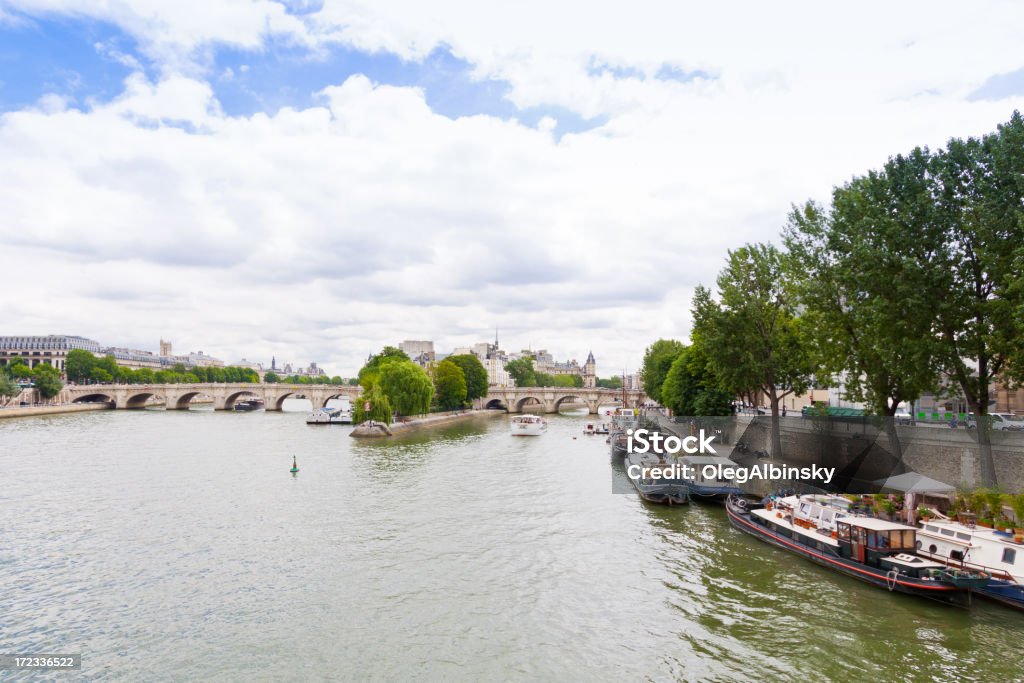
(966, 412, 1023, 431)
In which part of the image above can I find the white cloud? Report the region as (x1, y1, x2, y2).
(2, 2, 1024, 374)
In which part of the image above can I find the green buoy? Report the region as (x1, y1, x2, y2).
(290, 455, 299, 473)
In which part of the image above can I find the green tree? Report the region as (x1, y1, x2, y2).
(660, 340, 734, 416)
(90, 368, 113, 383)
(65, 349, 97, 383)
(32, 363, 64, 399)
(640, 339, 685, 405)
(447, 354, 488, 400)
(0, 373, 19, 402)
(353, 382, 392, 425)
(693, 244, 815, 456)
(434, 359, 468, 410)
(379, 360, 434, 416)
(930, 115, 1024, 486)
(358, 346, 411, 388)
(264, 371, 281, 383)
(11, 362, 33, 379)
(504, 357, 537, 387)
(597, 376, 623, 390)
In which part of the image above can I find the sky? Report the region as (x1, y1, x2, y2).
(2, 1, 1024, 377)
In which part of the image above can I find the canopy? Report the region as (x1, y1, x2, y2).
(873, 472, 956, 494)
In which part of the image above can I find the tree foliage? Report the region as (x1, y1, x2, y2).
(640, 339, 684, 405)
(379, 359, 434, 416)
(65, 349, 97, 383)
(0, 373, 19, 399)
(693, 243, 815, 456)
(660, 340, 733, 416)
(32, 363, 64, 399)
(352, 383, 392, 425)
(504, 357, 537, 387)
(596, 376, 623, 390)
(447, 354, 488, 400)
(434, 359, 468, 410)
(358, 346, 411, 388)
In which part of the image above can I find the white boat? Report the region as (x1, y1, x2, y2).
(306, 406, 353, 424)
(511, 414, 547, 436)
(917, 518, 1024, 610)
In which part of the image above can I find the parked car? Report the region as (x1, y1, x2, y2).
(965, 412, 1023, 431)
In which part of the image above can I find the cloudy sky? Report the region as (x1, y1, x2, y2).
(2, 1, 1023, 376)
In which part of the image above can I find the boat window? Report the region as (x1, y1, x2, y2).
(1003, 548, 1017, 565)
(853, 527, 867, 545)
(929, 544, 938, 554)
(950, 550, 964, 561)
(837, 523, 850, 541)
(925, 525, 939, 533)
(940, 528, 955, 537)
(900, 530, 915, 549)
(955, 532, 971, 541)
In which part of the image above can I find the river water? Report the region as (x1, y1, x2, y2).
(2, 406, 1022, 682)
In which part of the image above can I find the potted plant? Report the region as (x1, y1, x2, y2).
(1011, 493, 1024, 535)
(979, 517, 994, 529)
(984, 488, 1005, 522)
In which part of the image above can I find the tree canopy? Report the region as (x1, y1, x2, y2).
(447, 354, 488, 400)
(379, 359, 434, 416)
(434, 359, 468, 410)
(504, 357, 537, 387)
(640, 339, 684, 405)
(660, 340, 733, 416)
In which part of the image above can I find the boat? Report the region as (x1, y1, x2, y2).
(676, 455, 745, 501)
(725, 493, 989, 606)
(583, 422, 610, 435)
(916, 517, 1024, 610)
(610, 432, 630, 457)
(234, 398, 264, 411)
(511, 414, 547, 436)
(624, 450, 689, 505)
(306, 405, 353, 424)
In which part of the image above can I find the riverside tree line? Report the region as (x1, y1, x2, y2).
(641, 112, 1024, 487)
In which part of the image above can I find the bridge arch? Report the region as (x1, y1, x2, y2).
(125, 391, 162, 409)
(71, 392, 117, 408)
(515, 396, 544, 413)
(222, 389, 262, 410)
(553, 395, 587, 412)
(485, 398, 508, 411)
(267, 391, 306, 412)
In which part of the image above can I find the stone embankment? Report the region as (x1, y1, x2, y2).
(350, 409, 504, 437)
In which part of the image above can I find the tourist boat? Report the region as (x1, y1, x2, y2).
(306, 406, 353, 424)
(725, 494, 990, 606)
(624, 450, 689, 505)
(676, 455, 745, 501)
(510, 414, 547, 436)
(916, 518, 1024, 610)
(233, 398, 264, 411)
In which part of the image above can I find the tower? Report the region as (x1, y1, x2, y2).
(584, 351, 596, 388)
(271, 356, 277, 371)
(159, 339, 172, 357)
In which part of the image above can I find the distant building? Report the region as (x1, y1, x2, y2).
(399, 340, 435, 364)
(0, 335, 101, 370)
(102, 346, 163, 370)
(159, 339, 173, 357)
(583, 351, 596, 388)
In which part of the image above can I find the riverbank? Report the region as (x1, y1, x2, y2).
(0, 403, 112, 419)
(350, 409, 504, 437)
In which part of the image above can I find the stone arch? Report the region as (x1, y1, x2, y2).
(485, 398, 508, 411)
(554, 395, 586, 412)
(125, 391, 161, 409)
(267, 391, 303, 411)
(515, 396, 544, 413)
(172, 391, 205, 410)
(72, 392, 116, 408)
(223, 390, 261, 410)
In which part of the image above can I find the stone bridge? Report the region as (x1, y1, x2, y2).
(64, 383, 361, 411)
(478, 387, 646, 414)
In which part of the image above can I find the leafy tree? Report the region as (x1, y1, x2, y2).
(348, 377, 360, 386)
(693, 244, 815, 456)
(0, 374, 19, 401)
(358, 346, 411, 388)
(504, 357, 537, 387)
(929, 115, 1024, 486)
(11, 362, 33, 379)
(447, 354, 488, 400)
(90, 368, 113, 383)
(379, 360, 433, 416)
(597, 376, 623, 390)
(535, 373, 579, 388)
(65, 349, 97, 383)
(32, 363, 63, 399)
(264, 371, 281, 383)
(660, 340, 734, 416)
(640, 339, 685, 405)
(434, 359, 468, 410)
(353, 382, 392, 425)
